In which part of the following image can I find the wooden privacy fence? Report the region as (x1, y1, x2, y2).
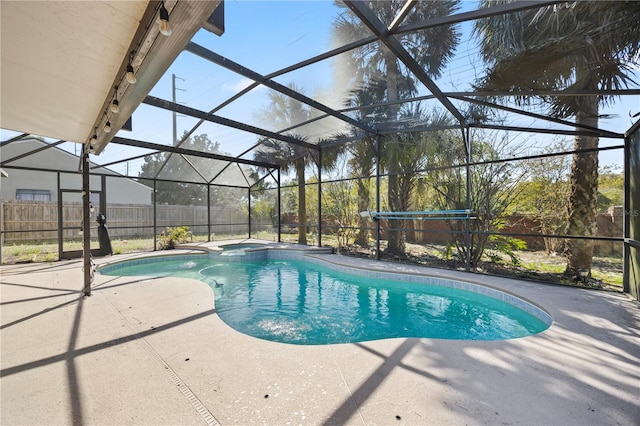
(0, 201, 248, 243)
(401, 209, 624, 256)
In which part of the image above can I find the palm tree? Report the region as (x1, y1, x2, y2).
(392, 106, 460, 252)
(254, 84, 343, 245)
(254, 136, 313, 244)
(333, 0, 460, 255)
(343, 84, 387, 247)
(253, 84, 321, 244)
(474, 0, 640, 278)
(348, 137, 377, 247)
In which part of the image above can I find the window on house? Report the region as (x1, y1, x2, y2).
(16, 189, 51, 201)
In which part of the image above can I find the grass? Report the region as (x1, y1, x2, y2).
(1, 239, 153, 263)
(2, 233, 624, 289)
(517, 251, 623, 287)
(520, 262, 565, 274)
(1, 232, 256, 264)
(2, 243, 60, 263)
(339, 240, 623, 290)
(592, 270, 623, 286)
(482, 253, 622, 289)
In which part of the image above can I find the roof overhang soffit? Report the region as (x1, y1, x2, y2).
(90, 1, 224, 154)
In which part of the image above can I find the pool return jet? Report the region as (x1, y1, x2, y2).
(359, 209, 476, 221)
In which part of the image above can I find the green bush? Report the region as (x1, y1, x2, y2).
(485, 234, 527, 265)
(158, 226, 192, 250)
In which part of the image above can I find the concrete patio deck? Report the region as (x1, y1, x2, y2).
(1, 243, 639, 425)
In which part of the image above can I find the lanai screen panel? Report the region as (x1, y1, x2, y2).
(76, 0, 636, 188)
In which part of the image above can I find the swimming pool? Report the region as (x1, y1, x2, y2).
(99, 252, 551, 344)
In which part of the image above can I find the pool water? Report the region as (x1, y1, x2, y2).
(100, 256, 550, 344)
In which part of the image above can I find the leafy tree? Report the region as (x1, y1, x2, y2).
(253, 83, 322, 245)
(305, 153, 361, 249)
(379, 106, 453, 251)
(249, 175, 279, 234)
(282, 181, 298, 215)
(254, 83, 345, 245)
(254, 137, 313, 244)
(597, 166, 624, 211)
(474, 0, 640, 277)
(313, 144, 347, 235)
(513, 139, 572, 254)
(424, 129, 526, 266)
(323, 178, 359, 249)
(139, 133, 221, 205)
(333, 0, 460, 255)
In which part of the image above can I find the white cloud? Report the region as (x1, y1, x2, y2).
(223, 77, 266, 93)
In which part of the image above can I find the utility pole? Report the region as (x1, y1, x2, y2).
(172, 73, 185, 146)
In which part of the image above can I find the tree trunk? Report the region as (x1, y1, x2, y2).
(296, 158, 307, 245)
(384, 49, 405, 255)
(565, 102, 599, 278)
(355, 178, 370, 247)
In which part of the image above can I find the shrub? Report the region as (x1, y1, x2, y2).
(158, 226, 192, 250)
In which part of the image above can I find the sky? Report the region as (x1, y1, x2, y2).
(2, 0, 638, 177)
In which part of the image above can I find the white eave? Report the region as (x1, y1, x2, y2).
(0, 0, 222, 153)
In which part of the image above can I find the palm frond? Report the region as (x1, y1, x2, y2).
(475, 0, 640, 117)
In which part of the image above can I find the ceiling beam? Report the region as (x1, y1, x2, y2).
(170, 34, 380, 154)
(448, 95, 624, 139)
(110, 136, 279, 169)
(388, 0, 417, 32)
(143, 95, 318, 150)
(178, 1, 567, 149)
(90, 152, 151, 172)
(343, 1, 466, 124)
(394, 1, 564, 35)
(185, 42, 377, 135)
(0, 133, 30, 146)
(472, 123, 612, 138)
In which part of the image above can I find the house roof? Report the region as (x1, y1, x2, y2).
(0, 138, 152, 192)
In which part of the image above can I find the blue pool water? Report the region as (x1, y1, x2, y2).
(99, 255, 550, 344)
